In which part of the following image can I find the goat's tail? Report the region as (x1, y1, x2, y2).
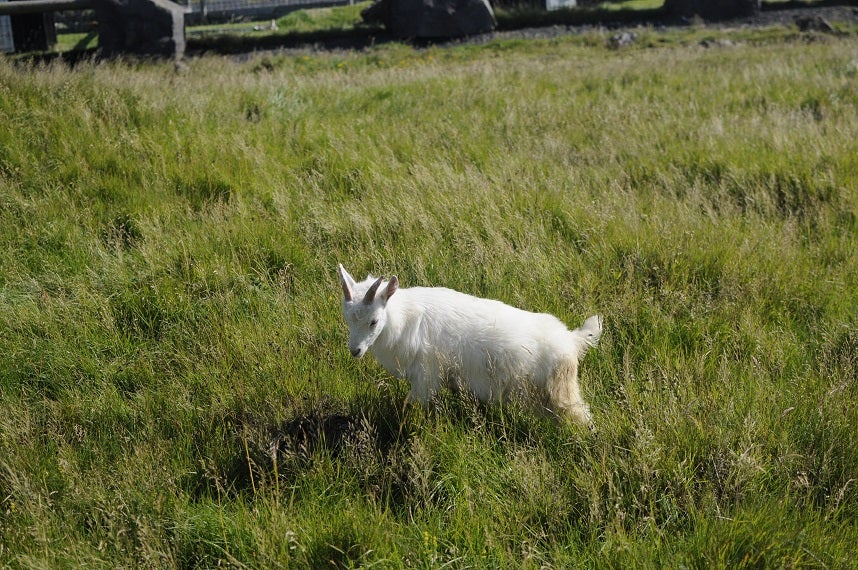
(572, 315, 603, 358)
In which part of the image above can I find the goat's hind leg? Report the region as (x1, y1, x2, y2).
(545, 357, 593, 428)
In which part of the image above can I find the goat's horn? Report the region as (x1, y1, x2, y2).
(340, 279, 353, 301)
(363, 277, 384, 305)
(338, 264, 354, 301)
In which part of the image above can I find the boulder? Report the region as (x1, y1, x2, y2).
(662, 0, 760, 20)
(363, 0, 495, 39)
(795, 15, 834, 33)
(94, 0, 188, 59)
(608, 31, 637, 49)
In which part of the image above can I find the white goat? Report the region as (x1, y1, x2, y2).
(337, 264, 602, 427)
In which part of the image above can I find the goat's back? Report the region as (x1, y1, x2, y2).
(392, 286, 583, 361)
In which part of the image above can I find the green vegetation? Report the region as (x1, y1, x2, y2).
(2, 22, 857, 568)
(274, 3, 372, 33)
(599, 0, 663, 10)
(54, 31, 99, 53)
(188, 3, 374, 38)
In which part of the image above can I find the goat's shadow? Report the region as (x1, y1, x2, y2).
(210, 380, 593, 509)
(218, 386, 413, 501)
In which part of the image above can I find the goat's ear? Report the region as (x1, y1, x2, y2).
(337, 264, 355, 302)
(363, 276, 384, 305)
(385, 276, 398, 301)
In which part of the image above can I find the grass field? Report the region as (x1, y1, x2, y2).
(2, 19, 858, 569)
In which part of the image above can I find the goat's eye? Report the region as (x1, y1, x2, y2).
(370, 319, 378, 327)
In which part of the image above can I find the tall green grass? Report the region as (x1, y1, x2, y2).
(1, 24, 857, 568)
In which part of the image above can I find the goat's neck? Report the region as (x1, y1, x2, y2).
(371, 292, 419, 375)
(375, 295, 408, 352)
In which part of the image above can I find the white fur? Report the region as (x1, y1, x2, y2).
(337, 264, 602, 427)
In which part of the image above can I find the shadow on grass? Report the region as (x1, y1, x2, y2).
(183, 5, 668, 56)
(185, 0, 853, 57)
(210, 393, 413, 503)
(188, 383, 591, 513)
(11, 0, 852, 64)
(186, 25, 392, 56)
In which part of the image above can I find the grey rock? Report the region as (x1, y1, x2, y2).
(663, 0, 760, 21)
(363, 0, 495, 39)
(608, 31, 637, 49)
(700, 38, 736, 48)
(795, 15, 834, 33)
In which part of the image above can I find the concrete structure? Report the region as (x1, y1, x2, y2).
(546, 0, 575, 11)
(96, 0, 189, 58)
(0, 0, 16, 53)
(0, 0, 188, 58)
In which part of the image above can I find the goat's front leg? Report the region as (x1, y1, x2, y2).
(405, 362, 441, 406)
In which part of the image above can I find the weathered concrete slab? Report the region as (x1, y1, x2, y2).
(0, 0, 188, 58)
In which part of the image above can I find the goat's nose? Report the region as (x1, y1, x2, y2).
(351, 348, 362, 357)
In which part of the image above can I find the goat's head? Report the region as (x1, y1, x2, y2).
(337, 264, 398, 358)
